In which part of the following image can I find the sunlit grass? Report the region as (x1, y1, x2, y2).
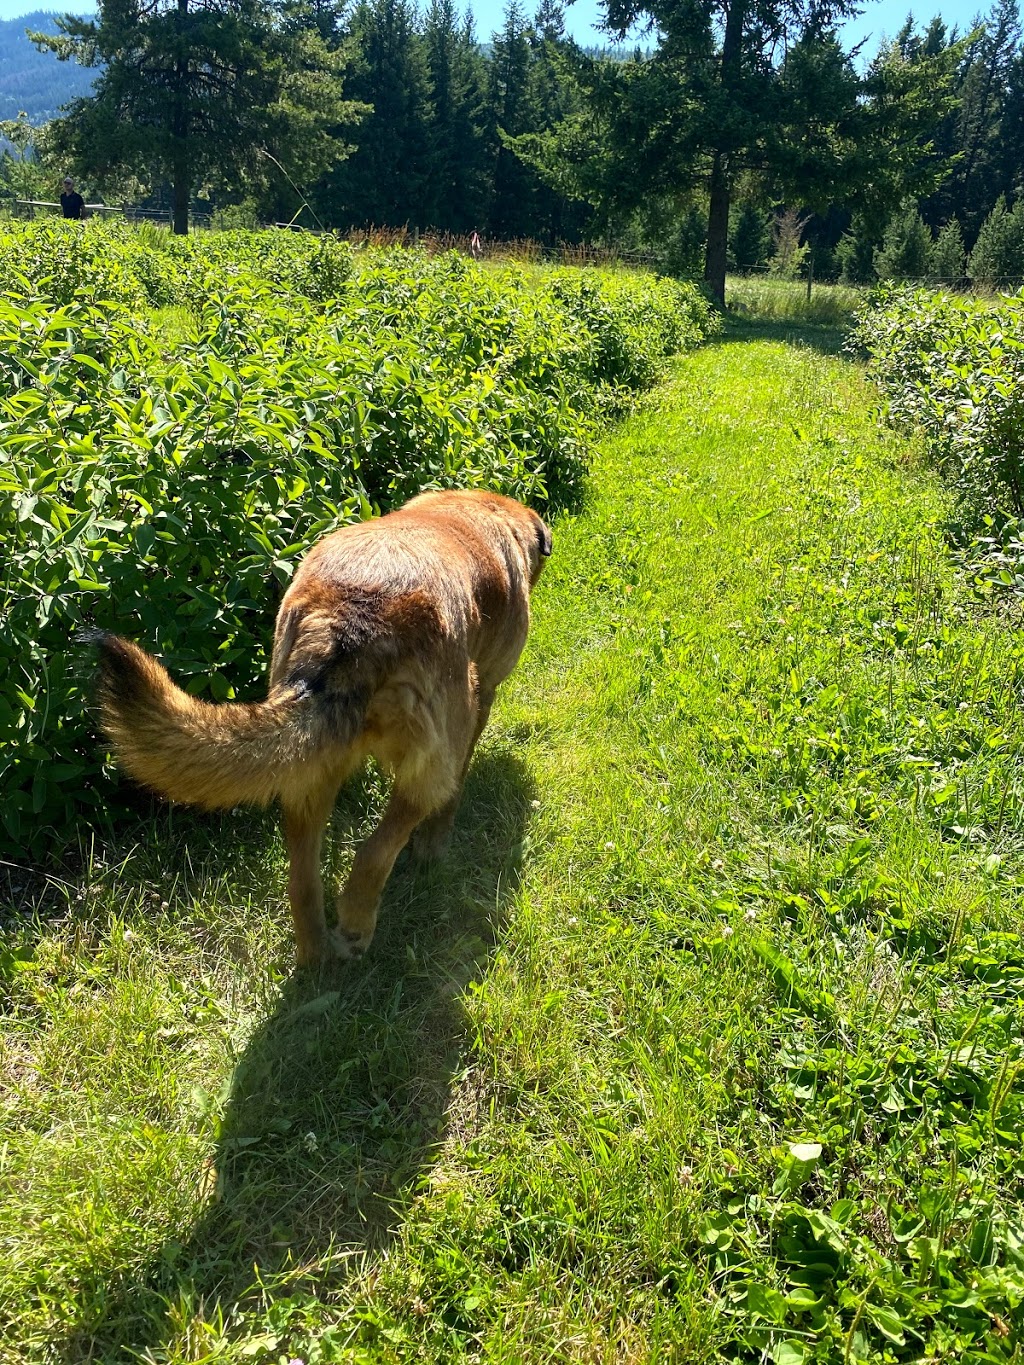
(3, 323, 1024, 1361)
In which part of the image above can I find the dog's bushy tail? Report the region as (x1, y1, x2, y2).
(93, 634, 332, 810)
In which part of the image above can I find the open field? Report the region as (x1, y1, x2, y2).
(4, 301, 1024, 1361)
(726, 277, 865, 329)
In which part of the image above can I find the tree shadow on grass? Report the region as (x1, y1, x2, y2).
(56, 746, 534, 1364)
(714, 315, 852, 357)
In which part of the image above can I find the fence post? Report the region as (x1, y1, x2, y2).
(806, 254, 814, 303)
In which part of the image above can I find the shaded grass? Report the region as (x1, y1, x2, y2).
(4, 329, 1024, 1361)
(727, 274, 864, 329)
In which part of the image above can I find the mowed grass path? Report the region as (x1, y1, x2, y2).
(4, 326, 1024, 1363)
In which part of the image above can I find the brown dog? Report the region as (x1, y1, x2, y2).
(94, 489, 551, 965)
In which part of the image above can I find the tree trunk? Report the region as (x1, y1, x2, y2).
(172, 156, 189, 236)
(172, 0, 189, 235)
(704, 150, 730, 307)
(704, 0, 746, 307)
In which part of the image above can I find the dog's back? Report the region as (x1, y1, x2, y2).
(97, 489, 549, 812)
(95, 488, 551, 963)
(271, 490, 548, 700)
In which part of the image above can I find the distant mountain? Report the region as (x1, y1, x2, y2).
(0, 11, 96, 124)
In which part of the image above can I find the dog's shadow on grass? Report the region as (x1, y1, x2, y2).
(75, 747, 535, 1361)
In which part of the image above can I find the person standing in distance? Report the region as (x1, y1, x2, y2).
(60, 177, 84, 220)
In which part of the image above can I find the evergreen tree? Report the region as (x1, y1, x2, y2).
(996, 44, 1024, 208)
(835, 219, 877, 284)
(525, 0, 589, 241)
(922, 0, 1021, 240)
(873, 201, 931, 280)
(317, 0, 431, 227)
(728, 200, 772, 272)
(422, 0, 490, 230)
(969, 195, 1024, 284)
(928, 217, 967, 281)
(35, 0, 357, 234)
(516, 1, 965, 304)
(488, 0, 536, 239)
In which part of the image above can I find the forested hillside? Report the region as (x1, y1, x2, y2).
(0, 11, 95, 123)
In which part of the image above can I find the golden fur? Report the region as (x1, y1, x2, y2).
(95, 489, 551, 965)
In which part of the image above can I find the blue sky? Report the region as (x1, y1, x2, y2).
(0, 0, 997, 46)
(478, 0, 991, 49)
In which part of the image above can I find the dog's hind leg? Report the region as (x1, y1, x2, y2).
(282, 777, 342, 967)
(332, 785, 435, 957)
(410, 686, 495, 861)
(335, 666, 482, 954)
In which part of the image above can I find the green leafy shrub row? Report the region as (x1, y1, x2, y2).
(0, 218, 356, 309)
(0, 231, 718, 855)
(855, 286, 1024, 522)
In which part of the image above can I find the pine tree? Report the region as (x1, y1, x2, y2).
(517, 1, 965, 304)
(525, 0, 588, 241)
(917, 1, 1022, 240)
(488, 0, 536, 239)
(969, 196, 1024, 284)
(34, 0, 357, 234)
(728, 200, 772, 272)
(318, 0, 431, 228)
(874, 202, 931, 280)
(422, 0, 490, 230)
(928, 218, 967, 281)
(835, 219, 877, 284)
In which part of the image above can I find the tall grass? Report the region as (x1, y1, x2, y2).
(728, 274, 864, 327)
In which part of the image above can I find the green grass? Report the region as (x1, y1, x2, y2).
(727, 275, 865, 328)
(4, 323, 1024, 1362)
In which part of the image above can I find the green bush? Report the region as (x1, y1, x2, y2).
(0, 225, 718, 856)
(0, 218, 356, 310)
(855, 285, 1024, 521)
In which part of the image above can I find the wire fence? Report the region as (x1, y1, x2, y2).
(10, 199, 215, 227)
(730, 266, 1024, 293)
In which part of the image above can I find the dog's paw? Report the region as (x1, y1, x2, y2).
(295, 938, 333, 970)
(328, 926, 371, 960)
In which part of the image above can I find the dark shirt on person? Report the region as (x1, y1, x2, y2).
(60, 192, 84, 220)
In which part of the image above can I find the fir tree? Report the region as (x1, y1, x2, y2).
(928, 218, 967, 281)
(422, 0, 490, 230)
(728, 200, 772, 272)
(35, 0, 358, 234)
(970, 196, 1024, 283)
(318, 0, 431, 228)
(488, 0, 535, 239)
(873, 201, 932, 280)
